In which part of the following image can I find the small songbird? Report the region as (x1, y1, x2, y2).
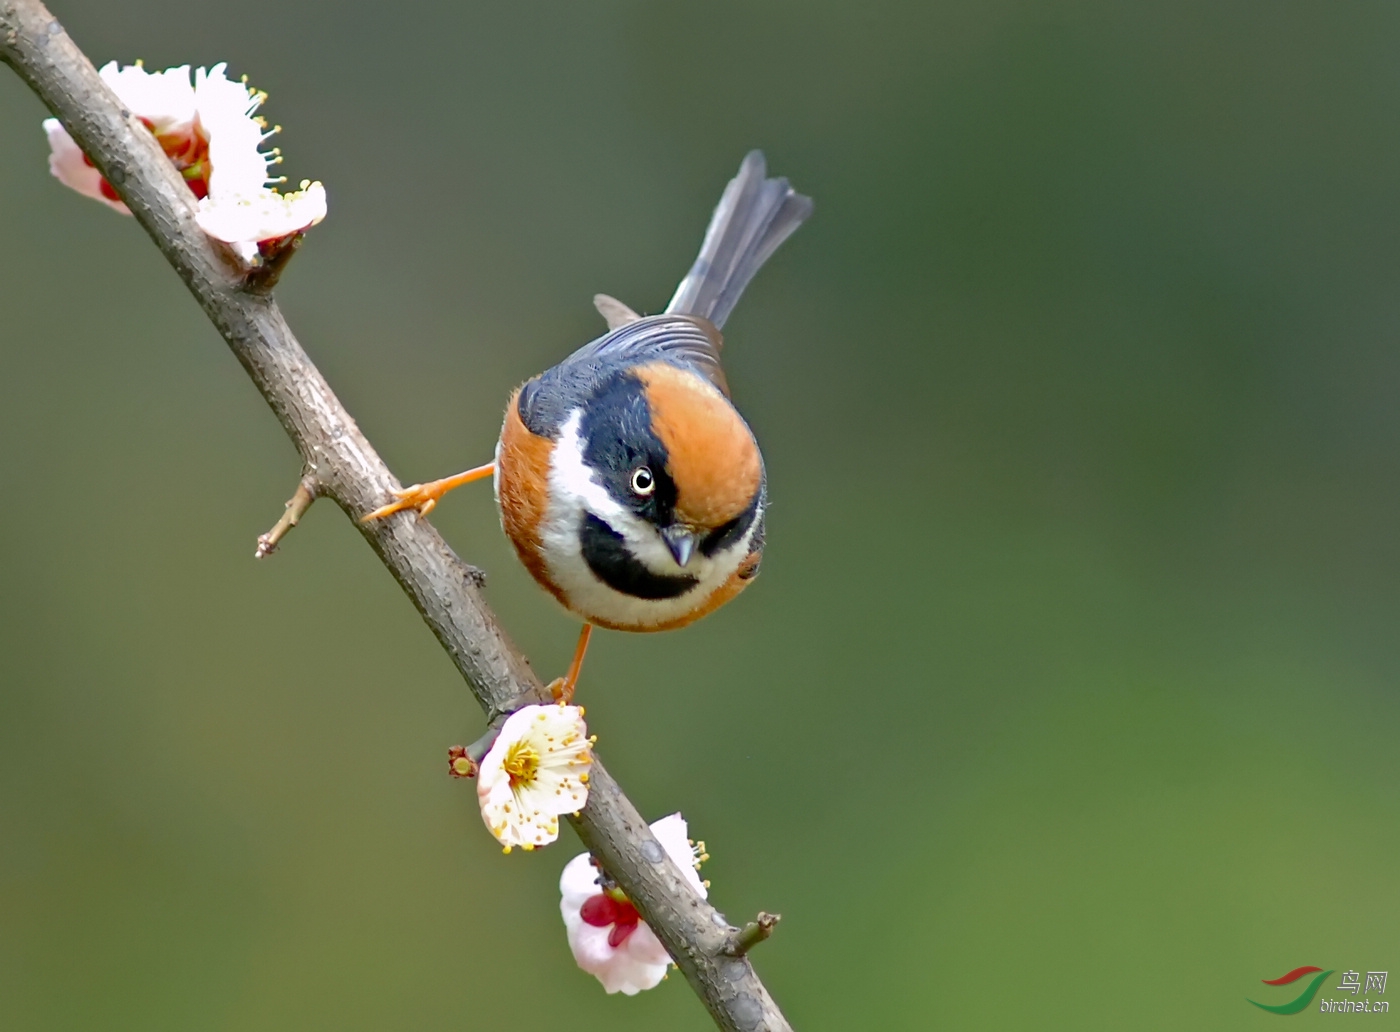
(365, 151, 812, 699)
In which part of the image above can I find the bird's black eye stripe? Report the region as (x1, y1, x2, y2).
(577, 371, 677, 519)
(699, 491, 762, 558)
(580, 514, 698, 600)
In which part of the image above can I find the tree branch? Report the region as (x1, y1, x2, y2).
(0, 5, 791, 1029)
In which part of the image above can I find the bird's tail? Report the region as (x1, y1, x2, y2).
(666, 150, 813, 330)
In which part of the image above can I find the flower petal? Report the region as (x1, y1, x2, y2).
(194, 182, 326, 247)
(618, 920, 672, 970)
(559, 851, 602, 906)
(42, 118, 129, 214)
(195, 63, 272, 197)
(98, 61, 196, 135)
(651, 812, 707, 898)
(564, 913, 669, 995)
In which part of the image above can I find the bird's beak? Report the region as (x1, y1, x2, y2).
(661, 526, 698, 568)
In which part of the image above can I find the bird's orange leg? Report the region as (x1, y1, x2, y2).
(549, 624, 593, 704)
(361, 462, 495, 522)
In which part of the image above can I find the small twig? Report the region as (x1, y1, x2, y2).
(254, 477, 316, 558)
(446, 721, 506, 778)
(726, 913, 780, 957)
(446, 744, 478, 778)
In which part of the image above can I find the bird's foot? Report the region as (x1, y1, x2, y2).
(547, 676, 572, 704)
(548, 624, 594, 704)
(363, 481, 447, 521)
(361, 462, 495, 523)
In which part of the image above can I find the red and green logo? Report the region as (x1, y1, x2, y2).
(1248, 966, 1334, 1015)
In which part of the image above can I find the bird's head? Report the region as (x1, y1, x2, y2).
(568, 360, 762, 576)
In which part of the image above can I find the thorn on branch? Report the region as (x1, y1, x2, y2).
(254, 477, 316, 558)
(725, 912, 780, 957)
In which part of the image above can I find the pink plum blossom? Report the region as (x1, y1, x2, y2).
(558, 813, 706, 995)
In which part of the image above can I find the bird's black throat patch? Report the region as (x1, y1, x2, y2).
(579, 513, 698, 600)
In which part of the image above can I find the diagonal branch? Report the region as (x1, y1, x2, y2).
(0, 4, 791, 1030)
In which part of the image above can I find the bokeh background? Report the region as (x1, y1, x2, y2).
(2, 1, 1398, 1028)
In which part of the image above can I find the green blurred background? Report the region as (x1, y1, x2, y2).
(2, 1, 1398, 1028)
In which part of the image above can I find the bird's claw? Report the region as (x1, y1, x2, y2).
(362, 483, 442, 522)
(547, 676, 573, 704)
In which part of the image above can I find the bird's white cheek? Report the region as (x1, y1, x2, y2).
(543, 411, 666, 571)
(492, 437, 503, 505)
(547, 411, 625, 524)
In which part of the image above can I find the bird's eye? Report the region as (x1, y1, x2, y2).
(630, 466, 655, 496)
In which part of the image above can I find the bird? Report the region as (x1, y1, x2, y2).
(364, 151, 812, 701)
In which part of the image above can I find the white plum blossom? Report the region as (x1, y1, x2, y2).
(476, 704, 592, 852)
(40, 61, 325, 261)
(196, 180, 327, 263)
(193, 63, 271, 196)
(100, 61, 194, 135)
(100, 62, 197, 135)
(559, 813, 706, 995)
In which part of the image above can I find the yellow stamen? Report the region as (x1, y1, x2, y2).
(503, 740, 540, 788)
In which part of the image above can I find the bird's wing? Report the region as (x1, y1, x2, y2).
(563, 313, 729, 396)
(516, 314, 730, 438)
